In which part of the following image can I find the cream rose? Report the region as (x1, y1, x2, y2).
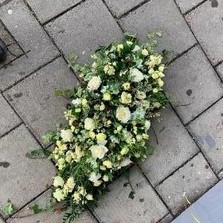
(87, 76, 102, 91)
(60, 129, 73, 142)
(84, 118, 95, 130)
(89, 145, 108, 159)
(120, 92, 132, 104)
(53, 176, 64, 187)
(116, 106, 131, 123)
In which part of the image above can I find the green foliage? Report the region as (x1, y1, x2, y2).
(26, 148, 51, 159)
(2, 201, 14, 215)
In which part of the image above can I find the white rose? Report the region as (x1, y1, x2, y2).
(61, 129, 73, 142)
(84, 118, 95, 130)
(116, 106, 131, 123)
(90, 145, 108, 159)
(71, 98, 81, 106)
(130, 68, 144, 82)
(86, 194, 93, 200)
(87, 76, 102, 91)
(53, 176, 64, 187)
(89, 172, 101, 183)
(120, 158, 132, 168)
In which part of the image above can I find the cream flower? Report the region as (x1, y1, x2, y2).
(116, 106, 131, 123)
(122, 82, 130, 90)
(120, 92, 132, 104)
(75, 147, 84, 161)
(89, 145, 108, 159)
(66, 177, 75, 190)
(136, 91, 146, 100)
(158, 78, 164, 87)
(96, 133, 107, 145)
(103, 92, 111, 101)
(145, 120, 151, 131)
(84, 118, 95, 130)
(87, 76, 102, 91)
(120, 147, 129, 155)
(86, 194, 93, 200)
(130, 68, 144, 82)
(104, 65, 115, 75)
(89, 172, 101, 183)
(102, 175, 109, 182)
(89, 131, 96, 139)
(103, 160, 112, 168)
(73, 192, 81, 202)
(53, 176, 64, 187)
(142, 49, 149, 56)
(71, 98, 81, 106)
(94, 180, 102, 187)
(53, 188, 66, 201)
(61, 129, 73, 142)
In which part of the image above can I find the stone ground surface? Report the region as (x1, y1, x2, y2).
(0, 0, 222, 222)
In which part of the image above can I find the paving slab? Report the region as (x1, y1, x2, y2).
(165, 46, 223, 124)
(26, 0, 82, 24)
(0, 94, 20, 137)
(139, 105, 199, 186)
(0, 124, 55, 215)
(120, 0, 196, 59)
(156, 153, 218, 215)
(216, 63, 223, 81)
(45, 0, 123, 63)
(186, 0, 223, 65)
(94, 166, 168, 223)
(4, 57, 79, 146)
(0, 0, 59, 91)
(104, 0, 145, 18)
(7, 190, 96, 223)
(175, 0, 204, 13)
(172, 179, 223, 223)
(188, 98, 223, 173)
(159, 214, 173, 223)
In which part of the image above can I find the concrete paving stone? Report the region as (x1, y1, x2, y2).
(139, 105, 199, 186)
(156, 153, 218, 215)
(0, 0, 59, 91)
(45, 0, 123, 63)
(165, 46, 223, 124)
(120, 0, 196, 59)
(0, 124, 55, 215)
(94, 166, 168, 223)
(216, 63, 223, 81)
(159, 214, 173, 223)
(4, 57, 79, 146)
(0, 22, 15, 46)
(7, 190, 96, 223)
(188, 98, 223, 173)
(104, 0, 145, 18)
(0, 94, 21, 137)
(186, 1, 223, 65)
(175, 0, 204, 13)
(26, 0, 82, 24)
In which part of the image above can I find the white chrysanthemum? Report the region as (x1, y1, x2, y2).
(116, 106, 131, 123)
(84, 118, 95, 130)
(96, 133, 107, 145)
(142, 49, 149, 56)
(87, 76, 102, 91)
(89, 172, 101, 183)
(60, 129, 73, 142)
(103, 160, 112, 168)
(53, 176, 64, 187)
(130, 68, 144, 82)
(53, 188, 65, 201)
(89, 145, 108, 159)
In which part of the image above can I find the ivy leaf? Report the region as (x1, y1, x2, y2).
(29, 204, 43, 214)
(26, 148, 51, 159)
(2, 201, 14, 215)
(128, 191, 135, 200)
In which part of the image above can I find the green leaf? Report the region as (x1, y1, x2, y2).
(29, 204, 43, 214)
(42, 131, 55, 144)
(145, 144, 155, 156)
(2, 201, 14, 215)
(26, 148, 51, 159)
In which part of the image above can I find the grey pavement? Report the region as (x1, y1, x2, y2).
(0, 0, 223, 222)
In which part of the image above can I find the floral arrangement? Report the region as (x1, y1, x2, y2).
(46, 32, 168, 222)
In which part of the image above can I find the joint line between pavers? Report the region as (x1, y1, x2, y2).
(136, 163, 174, 216)
(215, 60, 223, 68)
(172, 0, 223, 84)
(169, 102, 221, 180)
(183, 0, 209, 16)
(157, 213, 173, 223)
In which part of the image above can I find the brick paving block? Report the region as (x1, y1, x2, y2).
(186, 1, 223, 65)
(165, 46, 223, 124)
(175, 0, 204, 13)
(0, 0, 59, 91)
(7, 190, 96, 223)
(188, 98, 223, 173)
(94, 166, 168, 223)
(0, 124, 55, 215)
(45, 0, 123, 63)
(0, 94, 21, 137)
(139, 105, 199, 186)
(104, 0, 145, 18)
(216, 63, 223, 81)
(156, 153, 218, 215)
(120, 0, 196, 59)
(4, 57, 79, 146)
(26, 0, 82, 24)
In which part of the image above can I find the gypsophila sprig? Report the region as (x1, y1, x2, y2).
(48, 32, 168, 222)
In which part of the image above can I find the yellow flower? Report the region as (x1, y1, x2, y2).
(89, 131, 96, 139)
(147, 55, 163, 68)
(86, 194, 93, 200)
(126, 41, 133, 46)
(100, 165, 106, 171)
(151, 71, 160, 79)
(104, 65, 115, 75)
(66, 177, 75, 190)
(53, 188, 65, 201)
(60, 129, 73, 142)
(103, 92, 111, 101)
(84, 118, 95, 130)
(81, 98, 88, 107)
(103, 160, 112, 168)
(142, 49, 149, 56)
(120, 92, 132, 104)
(53, 176, 64, 187)
(116, 106, 131, 123)
(117, 44, 124, 52)
(103, 175, 109, 182)
(65, 151, 75, 163)
(99, 103, 105, 111)
(120, 147, 129, 155)
(90, 145, 108, 159)
(87, 76, 102, 91)
(122, 82, 130, 90)
(157, 78, 164, 87)
(96, 133, 107, 145)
